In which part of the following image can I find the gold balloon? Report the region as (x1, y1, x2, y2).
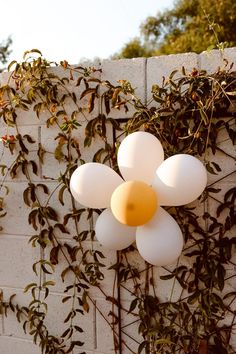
(111, 181, 158, 226)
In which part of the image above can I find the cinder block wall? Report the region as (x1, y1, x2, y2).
(0, 48, 235, 354)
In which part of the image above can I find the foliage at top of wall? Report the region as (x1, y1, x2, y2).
(0, 49, 235, 354)
(114, 0, 236, 58)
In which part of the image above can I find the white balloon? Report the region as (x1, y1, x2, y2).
(70, 163, 123, 208)
(152, 154, 207, 206)
(95, 209, 136, 250)
(136, 207, 183, 266)
(118, 132, 164, 184)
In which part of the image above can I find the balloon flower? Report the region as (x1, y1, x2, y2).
(70, 132, 207, 266)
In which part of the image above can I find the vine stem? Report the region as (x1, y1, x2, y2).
(1, 53, 236, 354)
(24, 165, 135, 353)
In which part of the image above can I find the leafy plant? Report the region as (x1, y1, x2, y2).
(0, 49, 235, 353)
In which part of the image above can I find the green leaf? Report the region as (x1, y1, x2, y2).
(217, 264, 226, 291)
(206, 162, 218, 175)
(61, 327, 71, 338)
(54, 145, 64, 161)
(0, 165, 7, 176)
(23, 134, 35, 144)
(160, 273, 175, 280)
(223, 291, 236, 300)
(28, 209, 39, 230)
(41, 265, 53, 275)
(206, 44, 215, 52)
(8, 60, 17, 71)
(50, 245, 60, 265)
(187, 290, 200, 304)
(54, 223, 69, 234)
(169, 69, 178, 80)
(155, 338, 172, 345)
(207, 187, 221, 193)
(62, 296, 71, 303)
(23, 49, 42, 59)
(37, 183, 49, 195)
(58, 185, 67, 206)
(61, 266, 71, 282)
(74, 325, 83, 333)
(43, 281, 55, 287)
(128, 298, 138, 313)
(45, 206, 58, 221)
(30, 160, 38, 175)
(88, 92, 96, 113)
(23, 188, 31, 207)
(80, 88, 97, 100)
(138, 341, 148, 354)
(72, 340, 84, 346)
(211, 161, 221, 172)
(24, 283, 37, 293)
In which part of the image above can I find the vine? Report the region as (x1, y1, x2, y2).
(0, 49, 235, 354)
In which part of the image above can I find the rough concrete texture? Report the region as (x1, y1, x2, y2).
(0, 49, 235, 353)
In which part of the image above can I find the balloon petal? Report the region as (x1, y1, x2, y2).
(152, 154, 207, 206)
(70, 163, 123, 208)
(136, 207, 183, 266)
(118, 132, 164, 184)
(95, 209, 136, 250)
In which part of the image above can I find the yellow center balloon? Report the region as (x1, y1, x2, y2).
(110, 181, 158, 226)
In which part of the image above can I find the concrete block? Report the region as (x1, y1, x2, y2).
(1, 287, 32, 340)
(0, 336, 40, 354)
(44, 293, 96, 352)
(0, 71, 11, 86)
(199, 49, 223, 73)
(15, 105, 49, 126)
(0, 71, 50, 127)
(154, 266, 183, 303)
(208, 172, 235, 201)
(2, 287, 118, 353)
(95, 299, 116, 353)
(3, 288, 102, 352)
(147, 52, 199, 101)
(217, 134, 236, 158)
(47, 63, 101, 120)
(29, 180, 100, 239)
(0, 313, 2, 335)
(40, 121, 114, 180)
(39, 124, 67, 180)
(0, 235, 39, 288)
(200, 47, 236, 73)
(207, 199, 236, 240)
(80, 242, 117, 299)
(101, 58, 146, 118)
(119, 250, 147, 303)
(223, 267, 236, 294)
(184, 199, 206, 231)
(230, 328, 236, 351)
(206, 146, 235, 185)
(216, 118, 235, 143)
(0, 51, 235, 353)
(0, 182, 36, 235)
(39, 123, 79, 180)
(120, 300, 142, 353)
(63, 207, 99, 241)
(36, 181, 75, 238)
(220, 322, 235, 352)
(0, 62, 101, 129)
(119, 245, 189, 303)
(43, 240, 117, 298)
